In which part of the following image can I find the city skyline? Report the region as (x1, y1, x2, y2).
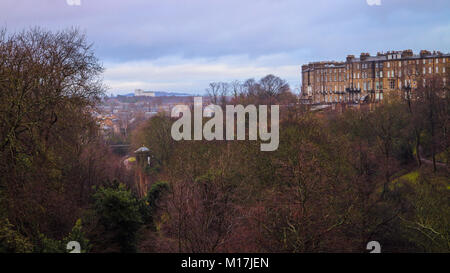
(1, 0, 450, 94)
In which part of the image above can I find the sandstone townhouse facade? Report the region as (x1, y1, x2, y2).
(301, 50, 450, 104)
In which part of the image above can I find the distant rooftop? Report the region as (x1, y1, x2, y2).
(135, 146, 150, 153)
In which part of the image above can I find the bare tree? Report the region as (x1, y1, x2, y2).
(206, 82, 220, 104)
(219, 82, 229, 107)
(242, 78, 257, 98)
(258, 74, 290, 104)
(230, 80, 242, 101)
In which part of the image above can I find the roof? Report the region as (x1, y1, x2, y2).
(302, 50, 450, 69)
(134, 146, 150, 153)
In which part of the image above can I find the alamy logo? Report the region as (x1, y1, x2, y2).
(66, 241, 81, 253)
(366, 0, 381, 6)
(66, 0, 81, 6)
(366, 241, 381, 253)
(171, 97, 279, 151)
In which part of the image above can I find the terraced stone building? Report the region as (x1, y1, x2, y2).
(301, 50, 450, 104)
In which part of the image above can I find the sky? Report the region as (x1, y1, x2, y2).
(1, 0, 450, 95)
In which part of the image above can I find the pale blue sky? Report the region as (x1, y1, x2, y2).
(1, 0, 450, 94)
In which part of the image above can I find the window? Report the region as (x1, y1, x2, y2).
(429, 67, 432, 74)
(444, 67, 446, 73)
(388, 71, 391, 78)
(380, 71, 383, 78)
(387, 62, 390, 68)
(390, 80, 395, 89)
(423, 67, 426, 74)
(436, 67, 439, 73)
(423, 59, 426, 64)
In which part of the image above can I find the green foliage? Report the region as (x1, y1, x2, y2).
(148, 182, 169, 209)
(145, 181, 169, 229)
(33, 219, 90, 253)
(397, 173, 450, 252)
(391, 171, 420, 190)
(435, 151, 449, 163)
(34, 233, 63, 253)
(64, 219, 91, 253)
(0, 218, 33, 253)
(92, 183, 146, 252)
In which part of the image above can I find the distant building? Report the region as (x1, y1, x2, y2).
(301, 50, 449, 104)
(135, 89, 156, 97)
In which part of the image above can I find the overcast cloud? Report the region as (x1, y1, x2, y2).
(1, 0, 450, 94)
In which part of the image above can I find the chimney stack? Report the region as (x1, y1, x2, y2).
(420, 50, 431, 57)
(401, 49, 413, 58)
(360, 53, 370, 61)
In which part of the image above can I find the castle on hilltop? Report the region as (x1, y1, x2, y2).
(134, 89, 155, 97)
